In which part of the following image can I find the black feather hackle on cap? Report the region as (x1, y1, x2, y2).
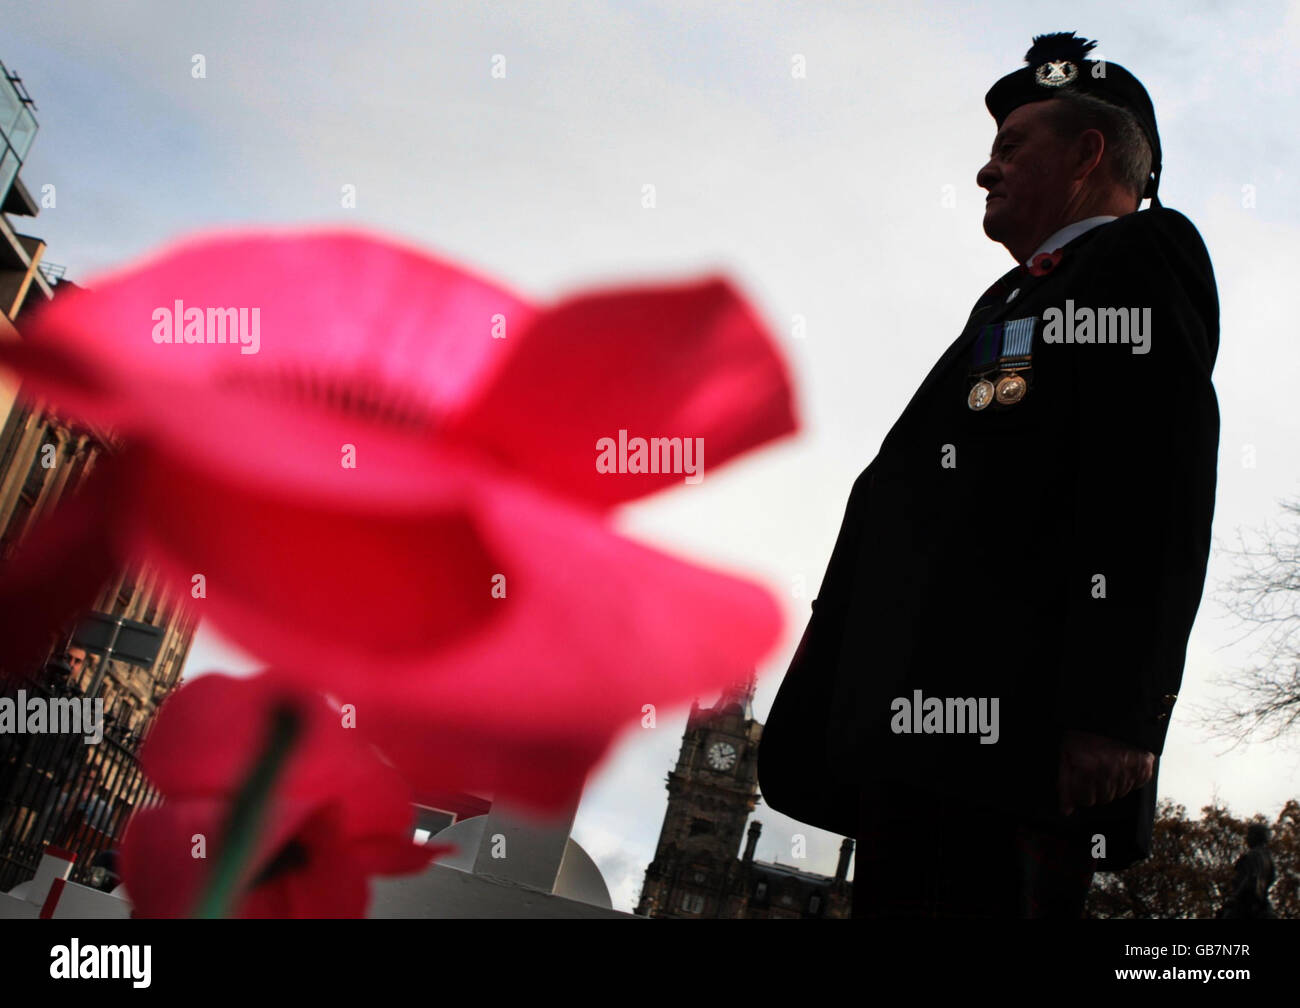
(1023, 32, 1098, 66)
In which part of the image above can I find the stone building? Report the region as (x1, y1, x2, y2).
(0, 58, 195, 890)
(636, 673, 853, 918)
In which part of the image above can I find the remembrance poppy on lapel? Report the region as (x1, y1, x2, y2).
(1028, 248, 1064, 276)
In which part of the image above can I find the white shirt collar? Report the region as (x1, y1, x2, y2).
(1024, 215, 1118, 268)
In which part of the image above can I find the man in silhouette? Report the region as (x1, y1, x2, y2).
(758, 32, 1219, 918)
(1221, 824, 1277, 919)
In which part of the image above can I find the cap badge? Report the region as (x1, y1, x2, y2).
(1035, 59, 1079, 87)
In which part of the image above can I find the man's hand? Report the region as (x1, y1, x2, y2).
(1058, 729, 1155, 816)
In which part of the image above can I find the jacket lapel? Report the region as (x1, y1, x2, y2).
(904, 223, 1114, 412)
(894, 263, 1027, 419)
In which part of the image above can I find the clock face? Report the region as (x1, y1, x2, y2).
(706, 741, 737, 771)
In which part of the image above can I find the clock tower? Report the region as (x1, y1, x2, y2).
(635, 673, 763, 918)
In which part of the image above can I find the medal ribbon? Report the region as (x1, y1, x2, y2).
(967, 316, 1036, 410)
(971, 321, 1003, 373)
(999, 316, 1034, 371)
(970, 317, 1034, 376)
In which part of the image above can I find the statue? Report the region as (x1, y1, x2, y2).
(1219, 823, 1277, 919)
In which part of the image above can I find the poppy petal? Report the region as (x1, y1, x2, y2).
(119, 445, 503, 681)
(283, 469, 784, 815)
(0, 455, 125, 683)
(3, 229, 534, 425)
(448, 276, 797, 508)
(128, 675, 438, 917)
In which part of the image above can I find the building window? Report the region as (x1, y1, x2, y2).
(809, 895, 821, 914)
(679, 892, 705, 914)
(755, 881, 767, 898)
(23, 445, 55, 496)
(693, 871, 705, 883)
(688, 818, 713, 837)
(0, 429, 53, 556)
(114, 576, 136, 616)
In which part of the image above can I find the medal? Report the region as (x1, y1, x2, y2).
(966, 316, 1036, 410)
(993, 373, 1027, 404)
(968, 379, 995, 410)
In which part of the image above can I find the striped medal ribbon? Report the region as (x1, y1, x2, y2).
(967, 316, 1035, 411)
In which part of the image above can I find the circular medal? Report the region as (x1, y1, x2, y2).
(993, 373, 1027, 405)
(967, 379, 995, 411)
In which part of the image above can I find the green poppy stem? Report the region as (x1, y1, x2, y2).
(193, 702, 302, 919)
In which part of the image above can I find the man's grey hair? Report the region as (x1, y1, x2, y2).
(1044, 91, 1154, 204)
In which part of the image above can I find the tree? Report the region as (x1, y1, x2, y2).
(1086, 798, 1298, 918)
(1204, 498, 1300, 744)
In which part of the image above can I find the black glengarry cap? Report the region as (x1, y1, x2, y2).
(985, 32, 1163, 204)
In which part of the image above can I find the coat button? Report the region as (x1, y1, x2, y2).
(1155, 712, 1169, 721)
(1162, 693, 1177, 706)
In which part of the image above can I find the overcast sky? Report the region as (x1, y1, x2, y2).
(6, 0, 1298, 913)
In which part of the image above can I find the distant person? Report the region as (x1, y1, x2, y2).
(89, 849, 122, 893)
(1220, 824, 1277, 919)
(33, 765, 113, 847)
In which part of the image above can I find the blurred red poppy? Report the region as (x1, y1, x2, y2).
(121, 672, 445, 918)
(0, 230, 798, 813)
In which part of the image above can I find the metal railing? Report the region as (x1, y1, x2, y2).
(0, 666, 158, 893)
(0, 61, 38, 209)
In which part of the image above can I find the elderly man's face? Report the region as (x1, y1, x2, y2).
(977, 100, 1078, 256)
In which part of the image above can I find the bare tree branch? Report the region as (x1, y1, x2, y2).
(1197, 498, 1300, 746)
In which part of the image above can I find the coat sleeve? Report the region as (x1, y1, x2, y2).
(756, 465, 871, 837)
(1054, 209, 1220, 756)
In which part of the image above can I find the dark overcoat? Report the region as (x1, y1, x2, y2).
(757, 208, 1219, 870)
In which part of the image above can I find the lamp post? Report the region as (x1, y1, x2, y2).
(84, 615, 123, 699)
(71, 611, 164, 701)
